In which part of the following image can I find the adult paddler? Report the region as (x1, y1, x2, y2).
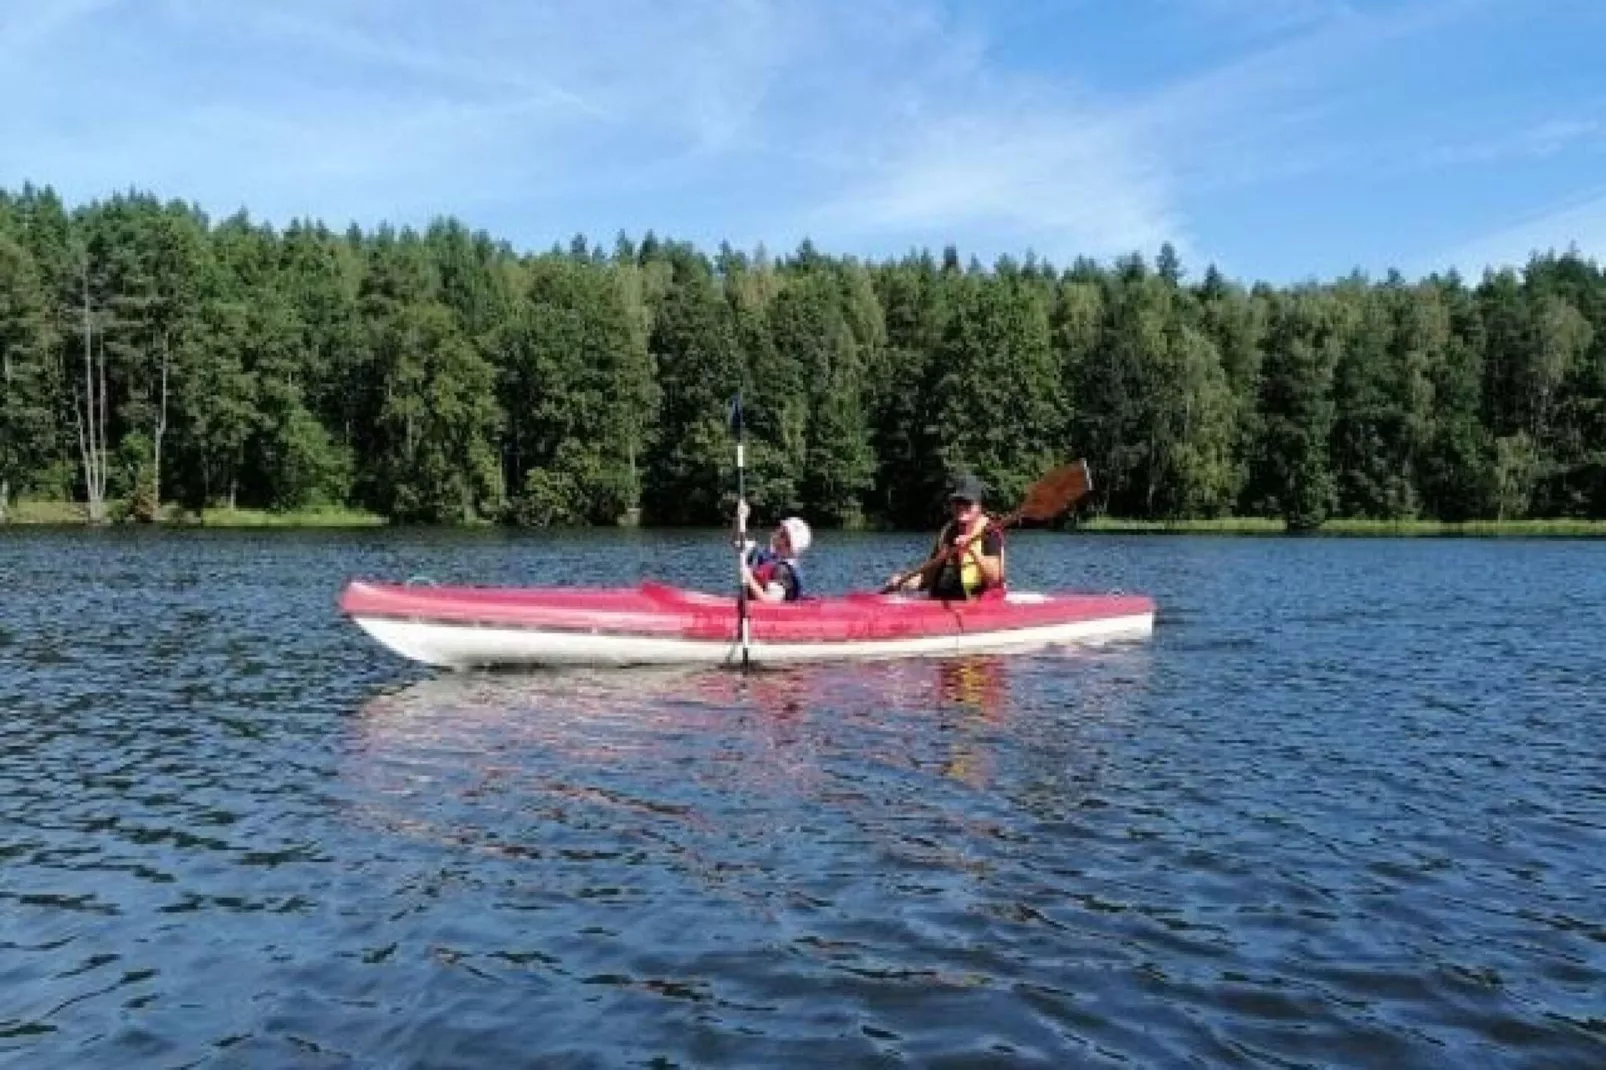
(887, 473, 1005, 599)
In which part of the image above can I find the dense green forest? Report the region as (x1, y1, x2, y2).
(1, 183, 1602, 529)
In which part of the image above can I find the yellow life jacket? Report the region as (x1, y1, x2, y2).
(932, 514, 1002, 598)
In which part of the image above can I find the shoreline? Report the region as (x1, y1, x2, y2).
(4, 501, 1605, 536)
(1077, 516, 1606, 537)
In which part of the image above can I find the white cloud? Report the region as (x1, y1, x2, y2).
(1413, 117, 1604, 170)
(4, 0, 811, 222)
(21, 95, 579, 225)
(809, 0, 1481, 264)
(811, 105, 1185, 263)
(0, 0, 1509, 273)
(24, 0, 1189, 260)
(772, 4, 1188, 263)
(184, 0, 799, 152)
(1427, 189, 1606, 276)
(0, 0, 120, 57)
(1161, 0, 1361, 45)
(1123, 0, 1484, 170)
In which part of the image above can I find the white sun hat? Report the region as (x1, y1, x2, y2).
(780, 516, 812, 554)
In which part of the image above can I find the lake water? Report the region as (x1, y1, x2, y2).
(1, 528, 1603, 1068)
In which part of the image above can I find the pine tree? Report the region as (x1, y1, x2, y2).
(500, 258, 657, 525)
(1256, 290, 1341, 530)
(1418, 274, 1492, 520)
(642, 264, 743, 524)
(1195, 267, 1265, 514)
(869, 254, 949, 526)
(371, 301, 502, 523)
(767, 273, 872, 524)
(0, 231, 62, 516)
(1078, 269, 1165, 515)
(1330, 280, 1411, 517)
(932, 271, 1064, 510)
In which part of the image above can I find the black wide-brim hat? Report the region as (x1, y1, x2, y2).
(947, 474, 986, 503)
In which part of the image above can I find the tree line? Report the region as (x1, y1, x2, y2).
(1, 183, 1602, 529)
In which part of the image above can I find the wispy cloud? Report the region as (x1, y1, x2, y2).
(810, 104, 1183, 263)
(1413, 117, 1604, 170)
(192, 0, 799, 152)
(19, 95, 580, 225)
(1427, 187, 1606, 275)
(2, 0, 1596, 281)
(12, 0, 1192, 259)
(1160, 0, 1362, 47)
(1124, 0, 1485, 180)
(808, 0, 1481, 264)
(4, 0, 811, 224)
(0, 0, 119, 57)
(196, 4, 601, 118)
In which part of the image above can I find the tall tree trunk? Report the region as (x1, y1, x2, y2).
(2, 345, 9, 524)
(94, 333, 109, 520)
(627, 441, 639, 522)
(73, 258, 109, 525)
(1146, 431, 1159, 517)
(152, 334, 169, 520)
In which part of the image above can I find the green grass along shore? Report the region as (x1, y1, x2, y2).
(1078, 516, 1606, 537)
(2, 501, 385, 528)
(4, 499, 1604, 536)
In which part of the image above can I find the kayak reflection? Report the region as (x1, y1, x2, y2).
(347, 656, 1023, 805)
(340, 649, 1151, 868)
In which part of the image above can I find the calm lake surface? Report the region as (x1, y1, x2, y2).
(2, 528, 1603, 1068)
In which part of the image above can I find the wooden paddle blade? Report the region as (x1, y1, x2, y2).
(1017, 460, 1092, 521)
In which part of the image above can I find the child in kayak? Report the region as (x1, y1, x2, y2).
(734, 500, 811, 603)
(887, 473, 1004, 599)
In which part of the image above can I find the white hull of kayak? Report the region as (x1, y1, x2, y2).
(350, 610, 1155, 670)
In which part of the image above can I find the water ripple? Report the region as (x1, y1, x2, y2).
(1, 531, 1604, 1066)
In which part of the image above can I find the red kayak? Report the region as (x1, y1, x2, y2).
(339, 580, 1156, 669)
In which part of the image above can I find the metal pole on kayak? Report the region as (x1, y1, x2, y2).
(729, 392, 752, 670)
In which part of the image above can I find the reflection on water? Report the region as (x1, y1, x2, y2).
(315, 649, 1180, 1062)
(936, 658, 1008, 787)
(349, 648, 1146, 798)
(345, 655, 1075, 842)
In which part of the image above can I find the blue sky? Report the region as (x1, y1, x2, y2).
(3, 0, 1603, 283)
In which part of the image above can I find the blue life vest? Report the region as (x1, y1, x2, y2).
(746, 547, 805, 601)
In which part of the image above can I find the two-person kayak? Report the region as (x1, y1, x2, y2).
(338, 580, 1156, 669)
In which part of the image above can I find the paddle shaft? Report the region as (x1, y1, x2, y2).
(733, 410, 752, 669)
